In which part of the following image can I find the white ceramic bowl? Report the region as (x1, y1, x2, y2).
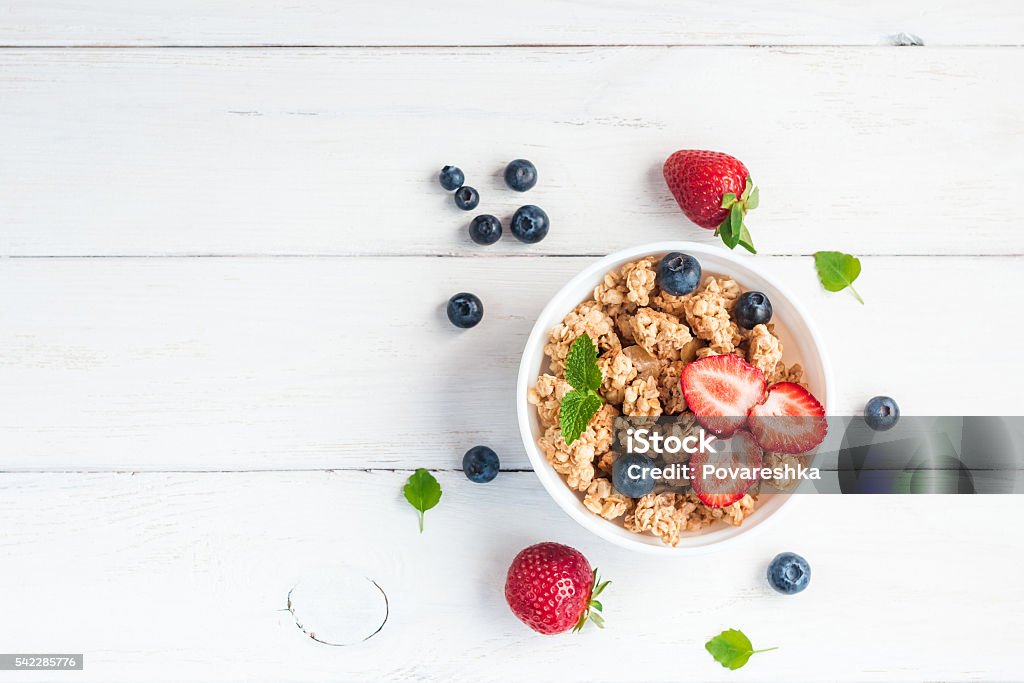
(517, 242, 834, 555)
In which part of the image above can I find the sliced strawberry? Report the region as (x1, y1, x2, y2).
(748, 382, 827, 454)
(689, 430, 763, 508)
(681, 354, 766, 436)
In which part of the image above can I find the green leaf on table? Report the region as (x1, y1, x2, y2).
(564, 333, 602, 392)
(560, 389, 604, 446)
(813, 250, 865, 304)
(403, 468, 442, 533)
(705, 629, 778, 670)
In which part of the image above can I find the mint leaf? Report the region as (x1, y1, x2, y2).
(565, 333, 601, 391)
(560, 389, 603, 445)
(814, 251, 864, 304)
(559, 334, 605, 445)
(705, 629, 777, 670)
(403, 468, 442, 533)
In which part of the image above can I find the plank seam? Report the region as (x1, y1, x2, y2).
(2, 253, 1022, 259)
(0, 44, 1022, 49)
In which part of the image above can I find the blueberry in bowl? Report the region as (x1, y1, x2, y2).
(657, 252, 701, 296)
(734, 291, 773, 329)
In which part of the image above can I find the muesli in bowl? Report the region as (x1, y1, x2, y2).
(518, 243, 832, 552)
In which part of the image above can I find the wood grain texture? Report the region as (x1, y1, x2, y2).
(0, 470, 1020, 682)
(2, 47, 1022, 257)
(3, 3, 1022, 678)
(2, 0, 1022, 46)
(2, 255, 1020, 471)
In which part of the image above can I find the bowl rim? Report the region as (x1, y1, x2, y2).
(516, 241, 835, 555)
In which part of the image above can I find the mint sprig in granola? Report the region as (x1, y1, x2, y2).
(559, 333, 605, 445)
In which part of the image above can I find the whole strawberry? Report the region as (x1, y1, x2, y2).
(504, 542, 609, 635)
(663, 150, 759, 253)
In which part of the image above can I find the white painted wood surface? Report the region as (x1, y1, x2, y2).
(2, 256, 1022, 471)
(0, 472, 1021, 683)
(3, 0, 1022, 46)
(2, 2, 1023, 681)
(2, 48, 1022, 257)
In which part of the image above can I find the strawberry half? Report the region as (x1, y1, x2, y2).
(681, 354, 766, 436)
(748, 382, 827, 454)
(689, 430, 763, 508)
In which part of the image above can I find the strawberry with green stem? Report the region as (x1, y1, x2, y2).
(663, 150, 759, 253)
(505, 542, 610, 635)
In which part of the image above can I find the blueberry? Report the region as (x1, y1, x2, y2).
(454, 186, 480, 211)
(734, 291, 773, 329)
(767, 552, 811, 595)
(611, 453, 657, 498)
(439, 165, 464, 191)
(446, 292, 483, 329)
(504, 159, 538, 192)
(463, 445, 500, 483)
(657, 252, 701, 296)
(864, 396, 900, 431)
(468, 214, 502, 245)
(510, 205, 549, 243)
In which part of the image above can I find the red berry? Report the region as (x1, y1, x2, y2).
(689, 430, 763, 508)
(748, 382, 828, 454)
(681, 354, 766, 437)
(662, 150, 758, 253)
(504, 542, 608, 635)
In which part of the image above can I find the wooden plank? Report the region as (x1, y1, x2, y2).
(0, 470, 1020, 681)
(1, 255, 1020, 471)
(2, 1, 1022, 46)
(1, 47, 1021, 257)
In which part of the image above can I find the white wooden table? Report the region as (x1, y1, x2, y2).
(2, 3, 1023, 681)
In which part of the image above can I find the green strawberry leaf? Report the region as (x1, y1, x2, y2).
(572, 568, 611, 633)
(560, 389, 604, 445)
(719, 204, 744, 249)
(716, 177, 759, 252)
(706, 629, 778, 670)
(737, 224, 756, 254)
(746, 185, 759, 210)
(730, 202, 742, 233)
(814, 251, 865, 304)
(403, 468, 442, 533)
(564, 333, 602, 392)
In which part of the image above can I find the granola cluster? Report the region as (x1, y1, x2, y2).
(528, 256, 804, 546)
